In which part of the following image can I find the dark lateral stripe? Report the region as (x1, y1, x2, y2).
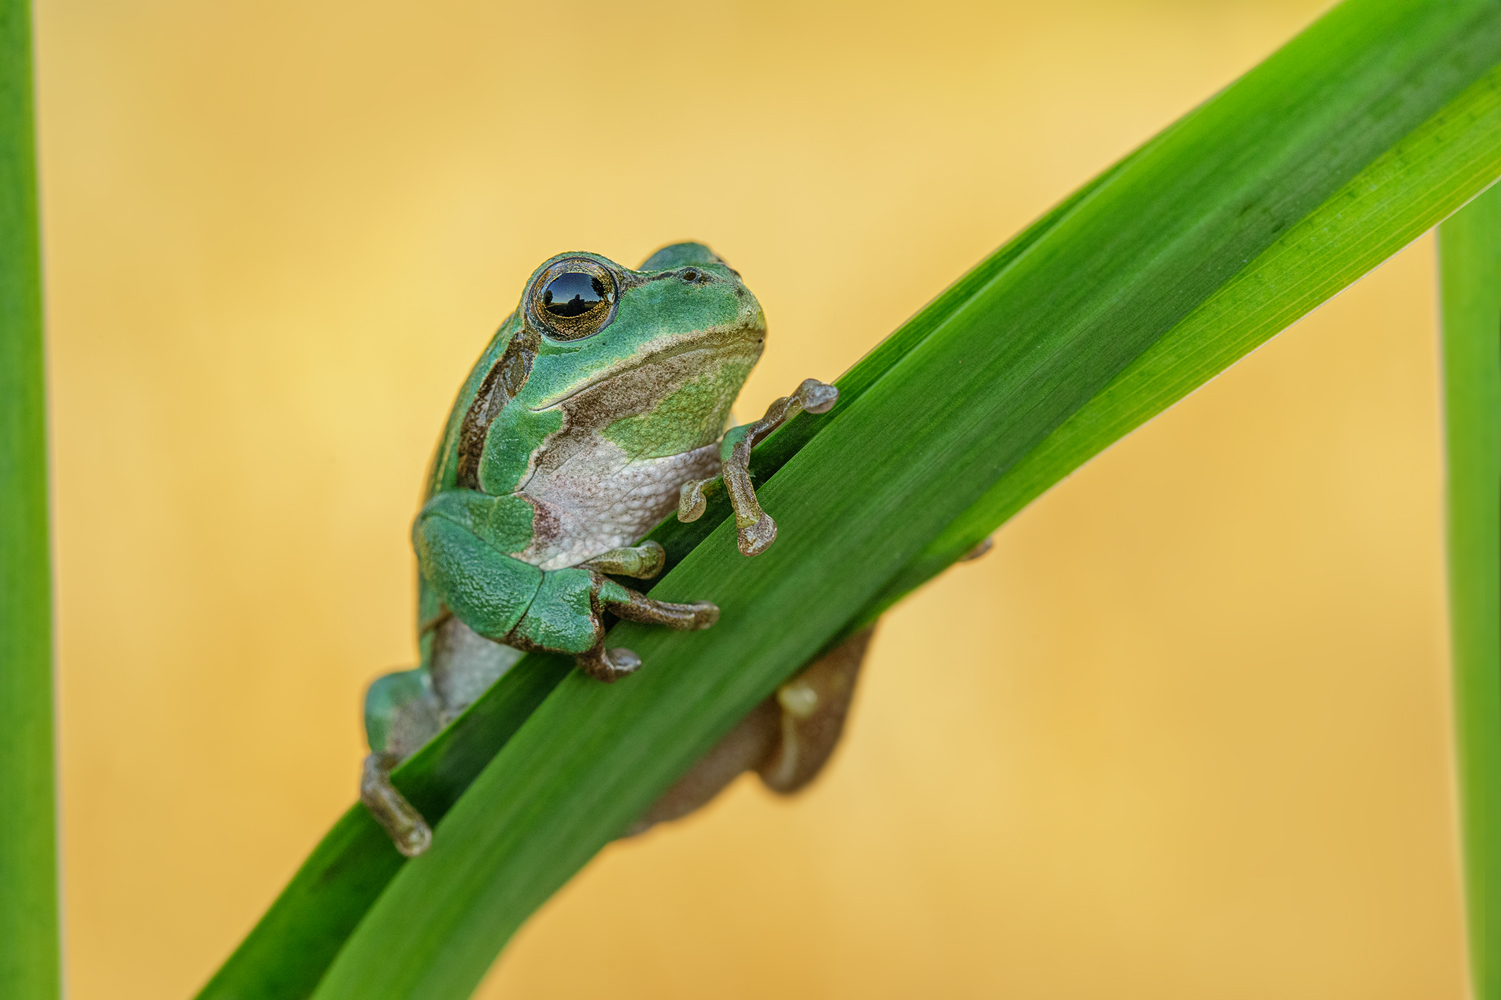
(455, 332, 537, 491)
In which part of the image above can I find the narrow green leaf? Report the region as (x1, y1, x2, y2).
(1440, 180, 1501, 1000)
(194, 654, 571, 999)
(0, 0, 60, 997)
(869, 41, 1501, 623)
(194, 111, 1136, 1000)
(301, 3, 1501, 999)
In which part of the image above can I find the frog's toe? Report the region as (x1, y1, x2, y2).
(678, 479, 709, 523)
(737, 513, 777, 556)
(606, 647, 642, 675)
(604, 588, 720, 631)
(577, 645, 640, 682)
(689, 601, 720, 630)
(799, 379, 839, 414)
(666, 600, 719, 630)
(393, 820, 433, 857)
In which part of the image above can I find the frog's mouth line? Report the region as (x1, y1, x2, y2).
(532, 323, 765, 410)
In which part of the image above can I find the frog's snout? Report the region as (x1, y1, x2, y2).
(733, 284, 767, 338)
(746, 301, 767, 336)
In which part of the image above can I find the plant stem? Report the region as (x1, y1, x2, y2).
(1440, 179, 1501, 1000)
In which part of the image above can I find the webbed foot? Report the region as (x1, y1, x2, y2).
(577, 582, 718, 680)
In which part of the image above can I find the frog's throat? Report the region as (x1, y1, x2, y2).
(530, 323, 763, 411)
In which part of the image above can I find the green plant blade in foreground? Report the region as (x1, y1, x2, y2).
(0, 0, 60, 997)
(195, 106, 1139, 1000)
(1440, 180, 1501, 1000)
(195, 654, 572, 999)
(301, 2, 1501, 998)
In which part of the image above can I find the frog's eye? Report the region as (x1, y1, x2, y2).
(543, 272, 606, 317)
(530, 258, 619, 342)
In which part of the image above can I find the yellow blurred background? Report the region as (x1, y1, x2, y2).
(33, 0, 1470, 996)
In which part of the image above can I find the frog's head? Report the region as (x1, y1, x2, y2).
(512, 243, 767, 451)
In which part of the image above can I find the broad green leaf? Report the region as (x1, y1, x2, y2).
(204, 1, 1501, 997)
(1440, 180, 1501, 1000)
(0, 0, 61, 996)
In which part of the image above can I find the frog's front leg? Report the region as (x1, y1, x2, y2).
(678, 378, 839, 556)
(416, 500, 716, 681)
(504, 566, 718, 682)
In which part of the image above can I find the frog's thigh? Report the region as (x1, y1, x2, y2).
(509, 567, 604, 655)
(364, 666, 442, 760)
(414, 513, 543, 639)
(625, 626, 875, 837)
(624, 699, 781, 837)
(757, 626, 875, 794)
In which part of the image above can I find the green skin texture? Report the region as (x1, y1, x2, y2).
(366, 243, 769, 761)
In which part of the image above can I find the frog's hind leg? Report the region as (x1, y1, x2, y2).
(757, 625, 874, 793)
(623, 626, 874, 837)
(361, 667, 441, 857)
(624, 698, 781, 835)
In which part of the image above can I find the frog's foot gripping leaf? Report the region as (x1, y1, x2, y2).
(678, 378, 838, 557)
(417, 505, 715, 681)
(503, 566, 719, 684)
(573, 576, 721, 683)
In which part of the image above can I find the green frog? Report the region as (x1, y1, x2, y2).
(361, 243, 872, 856)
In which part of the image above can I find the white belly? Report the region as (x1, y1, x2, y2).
(516, 435, 721, 571)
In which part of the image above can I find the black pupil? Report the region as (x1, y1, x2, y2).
(542, 272, 608, 317)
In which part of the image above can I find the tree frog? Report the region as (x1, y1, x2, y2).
(361, 243, 872, 856)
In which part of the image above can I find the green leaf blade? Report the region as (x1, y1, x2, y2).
(1440, 178, 1501, 1000)
(305, 3, 1501, 999)
(194, 655, 571, 1000)
(880, 59, 1501, 617)
(192, 81, 1158, 1000)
